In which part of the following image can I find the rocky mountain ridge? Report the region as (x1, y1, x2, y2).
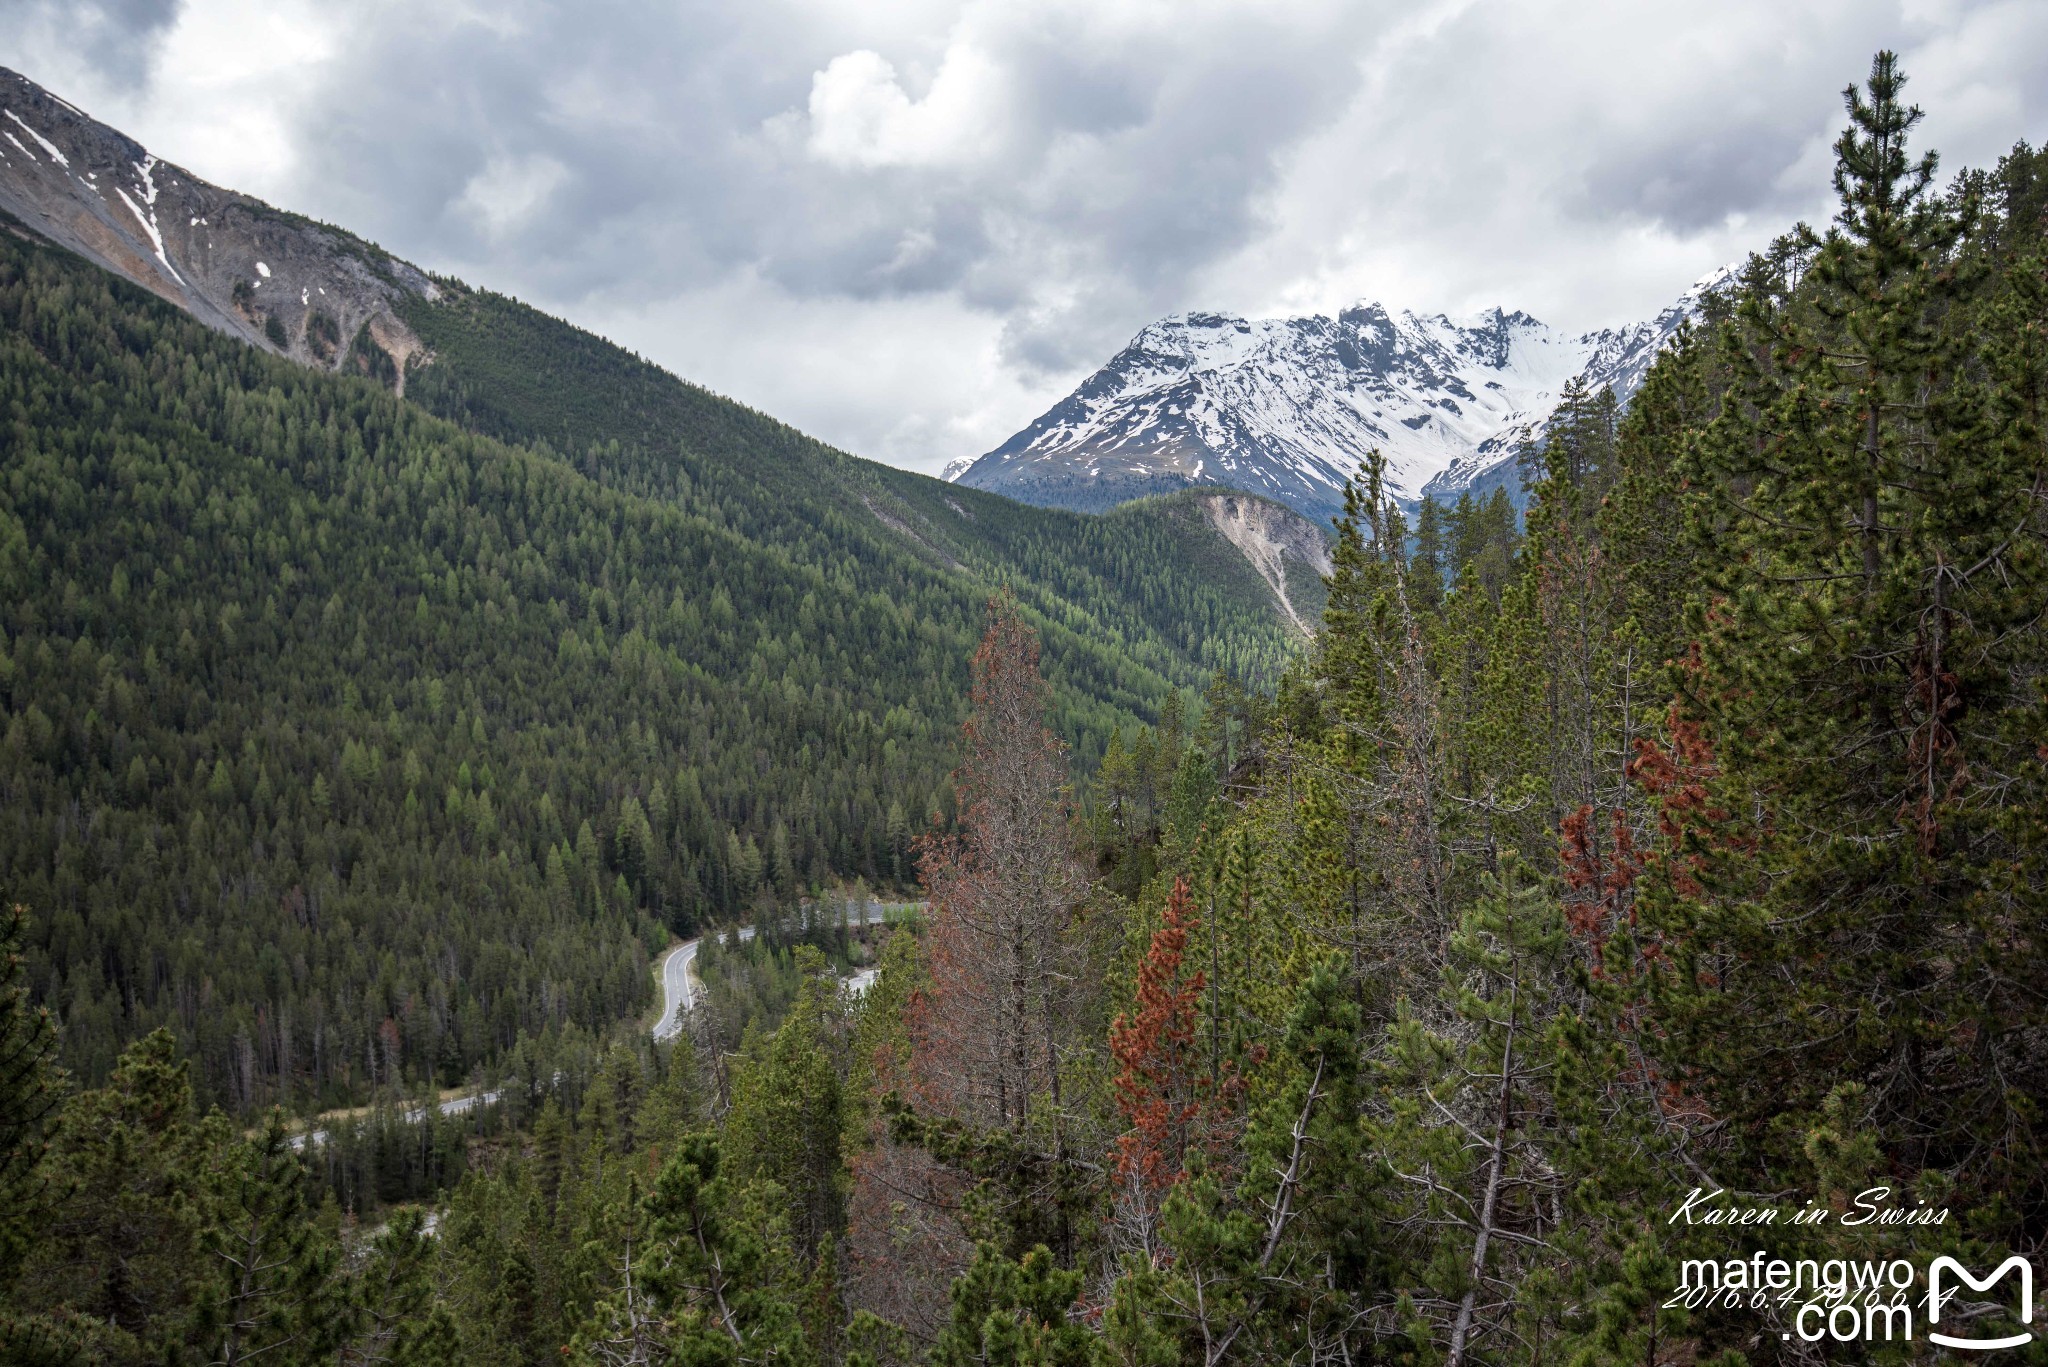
(0, 68, 430, 389)
(948, 267, 1733, 522)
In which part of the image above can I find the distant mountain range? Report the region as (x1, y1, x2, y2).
(946, 268, 1733, 523)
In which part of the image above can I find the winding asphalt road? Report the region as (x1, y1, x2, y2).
(289, 1085, 506, 1152)
(652, 899, 913, 1040)
(291, 901, 916, 1149)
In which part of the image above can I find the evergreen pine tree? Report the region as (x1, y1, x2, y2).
(726, 947, 846, 1265)
(640, 1134, 813, 1365)
(928, 1244, 1089, 1367)
(349, 1207, 459, 1366)
(1409, 496, 1448, 614)
(1648, 51, 2048, 1224)
(15, 1030, 216, 1363)
(194, 1114, 349, 1365)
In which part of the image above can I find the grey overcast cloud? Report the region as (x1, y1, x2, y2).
(5, 0, 2045, 475)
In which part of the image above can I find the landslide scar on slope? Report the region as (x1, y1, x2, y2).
(1195, 491, 1332, 635)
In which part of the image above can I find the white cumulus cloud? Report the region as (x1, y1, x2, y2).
(805, 46, 1004, 169)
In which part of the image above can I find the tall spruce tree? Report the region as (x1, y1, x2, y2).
(1650, 51, 2048, 1228)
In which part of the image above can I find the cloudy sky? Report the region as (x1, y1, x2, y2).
(5, 0, 2046, 475)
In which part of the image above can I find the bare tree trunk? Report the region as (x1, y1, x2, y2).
(1446, 1013, 1515, 1367)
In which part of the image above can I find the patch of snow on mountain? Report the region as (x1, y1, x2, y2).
(112, 155, 184, 287)
(4, 110, 65, 167)
(113, 183, 184, 286)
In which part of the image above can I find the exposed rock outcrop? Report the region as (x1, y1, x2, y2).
(0, 68, 430, 388)
(1193, 490, 1332, 634)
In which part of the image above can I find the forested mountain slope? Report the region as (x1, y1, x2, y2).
(0, 214, 1307, 1115)
(0, 62, 1319, 699)
(0, 65, 1319, 707)
(392, 280, 1322, 696)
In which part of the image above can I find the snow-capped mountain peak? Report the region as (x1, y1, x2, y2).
(948, 272, 1732, 522)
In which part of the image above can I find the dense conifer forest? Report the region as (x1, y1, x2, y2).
(1, 52, 2044, 1367)
(0, 208, 1303, 1111)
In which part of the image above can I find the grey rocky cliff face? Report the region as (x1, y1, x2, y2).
(0, 68, 430, 389)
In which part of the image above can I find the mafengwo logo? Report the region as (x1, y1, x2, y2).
(1929, 1256, 2033, 1351)
(1667, 1187, 2035, 1347)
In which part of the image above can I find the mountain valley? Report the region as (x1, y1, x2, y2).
(0, 66, 1326, 1110)
(1, 33, 2044, 1367)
